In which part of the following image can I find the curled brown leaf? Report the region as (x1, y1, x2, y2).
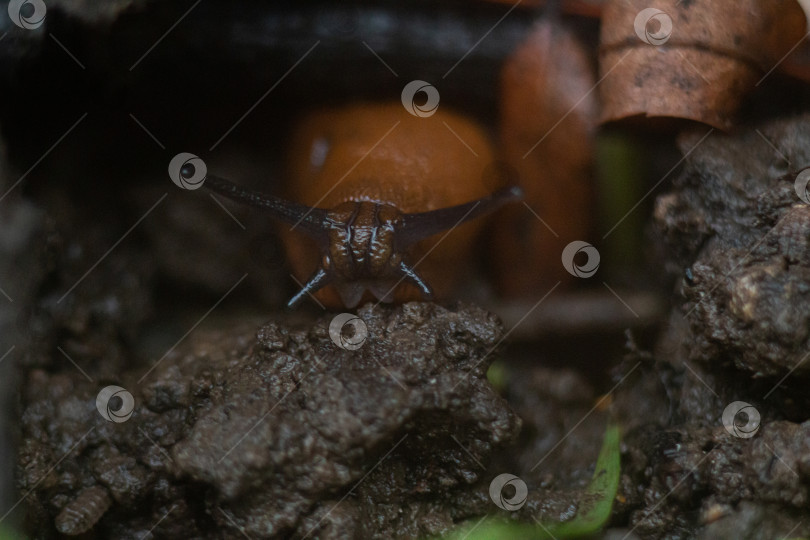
(599, 0, 807, 130)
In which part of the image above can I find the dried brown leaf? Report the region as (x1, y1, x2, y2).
(599, 0, 807, 129)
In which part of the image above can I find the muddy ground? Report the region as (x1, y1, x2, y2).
(4, 2, 810, 539)
(9, 115, 810, 540)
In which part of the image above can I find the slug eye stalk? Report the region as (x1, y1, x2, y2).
(202, 174, 523, 309)
(394, 184, 524, 251)
(203, 175, 330, 249)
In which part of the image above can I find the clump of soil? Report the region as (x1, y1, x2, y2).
(656, 115, 810, 377)
(19, 302, 523, 538)
(609, 113, 810, 539)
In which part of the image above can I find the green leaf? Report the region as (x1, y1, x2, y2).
(0, 524, 27, 540)
(438, 421, 621, 540)
(545, 422, 620, 537)
(486, 360, 508, 393)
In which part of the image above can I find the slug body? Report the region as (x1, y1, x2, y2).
(495, 20, 596, 297)
(204, 103, 522, 309)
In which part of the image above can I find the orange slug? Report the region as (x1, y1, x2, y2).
(492, 19, 596, 297)
(203, 103, 522, 309)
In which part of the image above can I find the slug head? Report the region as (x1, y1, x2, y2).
(202, 174, 523, 309)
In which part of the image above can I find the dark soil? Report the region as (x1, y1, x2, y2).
(616, 113, 810, 539)
(15, 290, 612, 538)
(19, 302, 521, 538)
